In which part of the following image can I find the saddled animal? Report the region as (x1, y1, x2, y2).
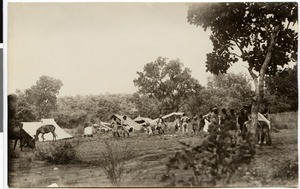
(34, 124, 58, 142)
(257, 121, 272, 146)
(243, 120, 271, 146)
(9, 124, 35, 151)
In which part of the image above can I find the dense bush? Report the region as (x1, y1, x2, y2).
(162, 125, 256, 187)
(35, 141, 78, 164)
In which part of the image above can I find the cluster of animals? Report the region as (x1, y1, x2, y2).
(9, 124, 58, 151)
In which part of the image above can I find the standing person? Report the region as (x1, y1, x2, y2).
(145, 119, 153, 136)
(237, 107, 250, 139)
(198, 114, 205, 133)
(121, 116, 130, 137)
(156, 115, 166, 135)
(228, 109, 238, 130)
(208, 107, 219, 133)
(220, 108, 229, 125)
(181, 114, 189, 134)
(174, 115, 180, 133)
(191, 115, 199, 134)
(111, 117, 120, 138)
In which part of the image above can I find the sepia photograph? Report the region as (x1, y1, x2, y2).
(6, 2, 298, 188)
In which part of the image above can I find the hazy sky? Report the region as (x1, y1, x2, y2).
(8, 3, 249, 96)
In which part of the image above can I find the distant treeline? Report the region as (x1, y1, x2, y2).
(8, 65, 297, 129)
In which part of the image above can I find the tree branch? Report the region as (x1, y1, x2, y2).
(232, 39, 245, 55)
(247, 66, 258, 79)
(286, 21, 290, 30)
(229, 52, 242, 58)
(246, 66, 258, 93)
(260, 24, 281, 77)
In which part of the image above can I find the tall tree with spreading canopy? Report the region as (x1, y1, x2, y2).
(188, 2, 298, 134)
(134, 57, 202, 113)
(24, 76, 63, 119)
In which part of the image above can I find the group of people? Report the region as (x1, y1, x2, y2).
(111, 116, 133, 137)
(172, 107, 242, 135)
(152, 106, 252, 136)
(109, 105, 266, 140)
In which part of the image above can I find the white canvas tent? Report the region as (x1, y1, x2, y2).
(22, 119, 73, 141)
(111, 114, 143, 131)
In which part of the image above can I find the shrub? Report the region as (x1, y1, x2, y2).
(35, 141, 78, 164)
(162, 124, 256, 187)
(99, 140, 134, 186)
(76, 125, 85, 136)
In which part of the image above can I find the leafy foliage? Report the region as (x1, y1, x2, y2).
(130, 93, 161, 119)
(187, 2, 297, 134)
(265, 65, 298, 112)
(8, 94, 36, 128)
(134, 57, 203, 113)
(185, 73, 254, 115)
(53, 94, 138, 128)
(35, 141, 78, 164)
(188, 2, 297, 75)
(163, 126, 255, 187)
(24, 76, 63, 119)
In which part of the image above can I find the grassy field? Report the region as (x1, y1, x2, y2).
(8, 112, 298, 187)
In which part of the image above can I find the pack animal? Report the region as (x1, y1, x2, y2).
(257, 121, 272, 146)
(9, 124, 35, 151)
(34, 124, 58, 142)
(243, 120, 271, 146)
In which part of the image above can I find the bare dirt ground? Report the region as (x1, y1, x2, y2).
(8, 118, 298, 188)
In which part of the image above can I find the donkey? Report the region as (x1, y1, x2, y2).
(34, 124, 58, 142)
(9, 123, 35, 151)
(243, 120, 271, 146)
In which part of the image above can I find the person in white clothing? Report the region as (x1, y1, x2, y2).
(180, 114, 189, 134)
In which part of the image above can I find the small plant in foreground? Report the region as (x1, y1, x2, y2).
(162, 124, 256, 187)
(99, 140, 134, 186)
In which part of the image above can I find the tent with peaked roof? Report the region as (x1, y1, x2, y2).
(110, 114, 143, 131)
(22, 119, 73, 141)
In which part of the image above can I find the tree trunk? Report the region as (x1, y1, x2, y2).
(249, 25, 280, 137)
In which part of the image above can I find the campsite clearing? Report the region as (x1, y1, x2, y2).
(8, 116, 297, 187)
